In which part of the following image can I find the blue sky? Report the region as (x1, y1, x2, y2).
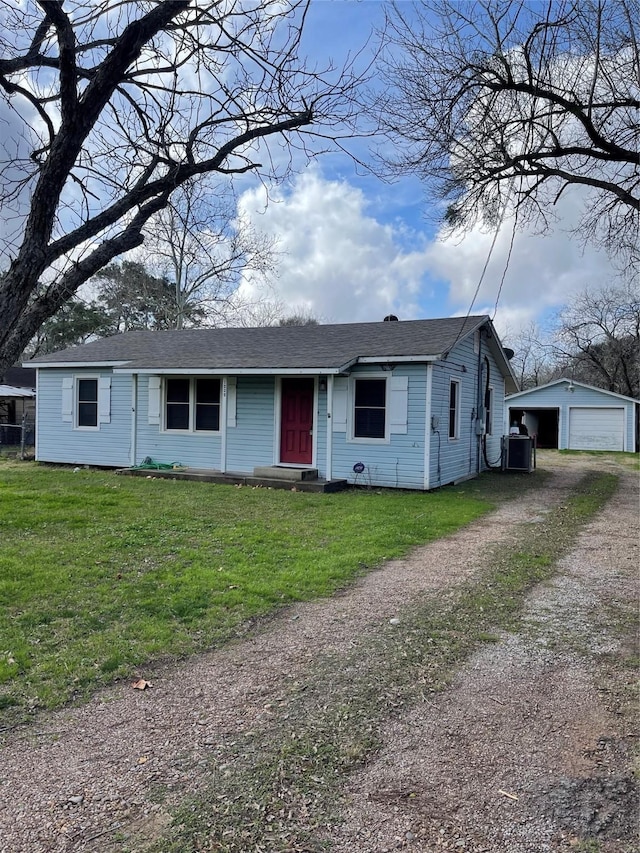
(231, 1, 620, 343)
(0, 1, 620, 346)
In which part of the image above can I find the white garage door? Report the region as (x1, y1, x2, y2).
(569, 407, 624, 451)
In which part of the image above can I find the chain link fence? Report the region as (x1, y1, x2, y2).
(0, 417, 35, 459)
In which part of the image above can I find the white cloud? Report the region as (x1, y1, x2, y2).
(425, 185, 620, 337)
(235, 167, 435, 323)
(232, 165, 623, 340)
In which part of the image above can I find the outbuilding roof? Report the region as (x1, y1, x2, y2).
(24, 315, 517, 387)
(0, 384, 36, 398)
(506, 378, 639, 404)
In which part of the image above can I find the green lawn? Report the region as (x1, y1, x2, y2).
(0, 461, 529, 722)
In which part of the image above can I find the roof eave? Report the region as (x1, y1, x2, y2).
(113, 362, 359, 376)
(24, 360, 131, 369)
(480, 318, 520, 393)
(356, 354, 440, 364)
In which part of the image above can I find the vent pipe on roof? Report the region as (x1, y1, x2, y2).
(383, 314, 399, 321)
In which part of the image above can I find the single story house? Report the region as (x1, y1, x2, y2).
(506, 378, 639, 452)
(24, 315, 518, 490)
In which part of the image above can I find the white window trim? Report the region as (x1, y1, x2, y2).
(348, 373, 390, 444)
(162, 376, 222, 435)
(448, 378, 460, 441)
(75, 375, 100, 431)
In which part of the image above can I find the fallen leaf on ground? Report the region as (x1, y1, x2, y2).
(132, 678, 153, 690)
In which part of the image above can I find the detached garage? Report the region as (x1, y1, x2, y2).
(506, 379, 638, 452)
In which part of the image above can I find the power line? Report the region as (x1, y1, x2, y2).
(447, 200, 508, 353)
(492, 207, 519, 322)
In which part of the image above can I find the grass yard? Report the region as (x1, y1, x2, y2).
(0, 461, 533, 724)
(0, 460, 541, 724)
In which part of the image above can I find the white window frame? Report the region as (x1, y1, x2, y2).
(162, 377, 222, 434)
(448, 378, 460, 441)
(348, 374, 390, 444)
(75, 375, 100, 431)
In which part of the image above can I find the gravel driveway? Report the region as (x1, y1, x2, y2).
(0, 453, 637, 852)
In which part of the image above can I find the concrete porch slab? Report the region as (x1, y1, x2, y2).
(252, 466, 318, 481)
(116, 467, 348, 493)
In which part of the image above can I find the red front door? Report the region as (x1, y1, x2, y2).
(280, 378, 314, 465)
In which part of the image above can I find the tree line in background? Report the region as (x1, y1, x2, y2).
(510, 283, 639, 399)
(26, 273, 639, 401)
(25, 257, 318, 359)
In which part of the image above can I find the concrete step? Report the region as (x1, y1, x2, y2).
(252, 465, 318, 481)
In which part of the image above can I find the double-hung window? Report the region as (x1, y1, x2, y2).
(195, 379, 220, 431)
(77, 378, 98, 428)
(63, 375, 109, 428)
(448, 379, 460, 440)
(353, 378, 386, 440)
(164, 378, 220, 432)
(166, 378, 190, 430)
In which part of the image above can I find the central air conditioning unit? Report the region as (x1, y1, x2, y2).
(501, 436, 536, 472)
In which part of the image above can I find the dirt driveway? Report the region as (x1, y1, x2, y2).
(0, 453, 638, 852)
(330, 455, 639, 853)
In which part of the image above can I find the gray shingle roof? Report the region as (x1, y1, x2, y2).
(26, 316, 491, 371)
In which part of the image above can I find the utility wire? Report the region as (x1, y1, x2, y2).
(446, 199, 508, 355)
(491, 205, 519, 322)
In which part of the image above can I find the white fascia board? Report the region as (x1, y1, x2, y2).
(113, 366, 351, 376)
(25, 361, 129, 369)
(356, 355, 440, 364)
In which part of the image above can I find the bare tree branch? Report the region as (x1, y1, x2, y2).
(0, 0, 364, 374)
(552, 283, 640, 397)
(373, 0, 639, 269)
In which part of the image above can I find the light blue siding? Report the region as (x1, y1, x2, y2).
(429, 333, 505, 487)
(429, 348, 475, 487)
(136, 375, 222, 469)
(225, 376, 276, 472)
(331, 364, 427, 489)
(34, 326, 516, 486)
(36, 369, 132, 467)
(482, 344, 506, 470)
